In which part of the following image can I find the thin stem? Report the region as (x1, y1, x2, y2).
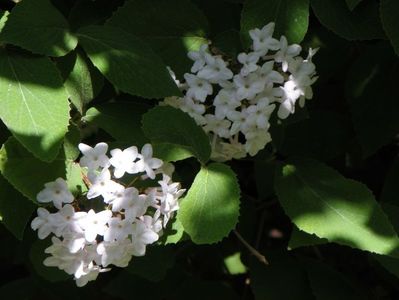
(233, 229, 269, 265)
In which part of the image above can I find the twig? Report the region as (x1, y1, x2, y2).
(233, 229, 269, 265)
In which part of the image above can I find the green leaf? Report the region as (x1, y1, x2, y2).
(311, 0, 385, 40)
(373, 203, 399, 279)
(346, 43, 399, 157)
(275, 158, 399, 257)
(250, 254, 313, 300)
(106, 0, 209, 77)
(77, 25, 181, 99)
(56, 49, 104, 114)
(0, 50, 70, 162)
(0, 0, 77, 57)
(380, 0, 399, 56)
(241, 0, 310, 46)
(0, 174, 35, 240)
(142, 106, 211, 164)
(224, 252, 247, 275)
(126, 246, 175, 282)
(83, 102, 150, 148)
(0, 11, 9, 33)
(345, 0, 363, 11)
(303, 258, 365, 299)
(29, 238, 70, 282)
(289, 226, 328, 249)
(178, 163, 240, 244)
(161, 216, 185, 244)
(0, 137, 70, 202)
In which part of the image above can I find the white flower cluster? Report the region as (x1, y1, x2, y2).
(31, 142, 185, 287)
(164, 22, 318, 161)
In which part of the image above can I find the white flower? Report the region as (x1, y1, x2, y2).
(131, 220, 159, 256)
(184, 73, 213, 102)
(203, 114, 231, 138)
(197, 56, 233, 83)
(103, 216, 133, 242)
(79, 209, 112, 242)
(214, 89, 241, 119)
(87, 168, 120, 200)
(246, 99, 275, 129)
(274, 36, 302, 72)
(37, 178, 74, 209)
(78, 142, 109, 171)
(187, 44, 212, 73)
(97, 239, 134, 267)
(135, 144, 163, 179)
(256, 61, 284, 84)
(249, 23, 280, 55)
(109, 146, 141, 178)
(180, 98, 206, 125)
(234, 73, 265, 100)
(51, 204, 87, 237)
(245, 130, 272, 156)
(31, 207, 55, 239)
(238, 52, 260, 76)
(158, 175, 185, 226)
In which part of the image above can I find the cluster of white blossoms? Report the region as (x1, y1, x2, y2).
(31, 142, 185, 287)
(164, 22, 318, 161)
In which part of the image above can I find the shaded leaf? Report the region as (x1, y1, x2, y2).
(142, 106, 211, 164)
(0, 0, 77, 56)
(241, 0, 310, 46)
(0, 174, 35, 240)
(56, 49, 104, 113)
(77, 25, 180, 99)
(83, 102, 149, 148)
(107, 0, 209, 77)
(380, 0, 399, 56)
(311, 0, 385, 40)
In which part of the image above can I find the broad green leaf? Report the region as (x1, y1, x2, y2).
(289, 226, 327, 249)
(372, 203, 399, 280)
(29, 238, 69, 282)
(0, 50, 70, 162)
(345, 0, 363, 11)
(250, 255, 313, 300)
(77, 25, 181, 99)
(346, 43, 399, 157)
(0, 137, 79, 202)
(63, 125, 81, 161)
(303, 258, 365, 299)
(0, 0, 77, 56)
(126, 246, 175, 282)
(107, 0, 209, 77)
(178, 163, 240, 244)
(56, 49, 104, 114)
(83, 102, 150, 148)
(311, 0, 385, 40)
(275, 159, 399, 257)
(142, 106, 211, 164)
(380, 0, 399, 56)
(241, 0, 310, 46)
(0, 174, 35, 240)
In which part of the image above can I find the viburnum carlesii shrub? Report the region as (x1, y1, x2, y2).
(30, 142, 185, 287)
(163, 22, 318, 161)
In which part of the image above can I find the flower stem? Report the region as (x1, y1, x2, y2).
(233, 229, 269, 265)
